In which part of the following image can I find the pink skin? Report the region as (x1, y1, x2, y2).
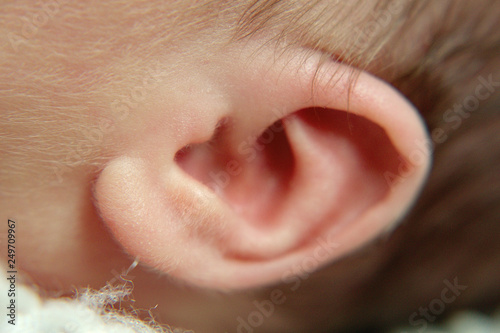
(95, 43, 431, 290)
(4, 41, 430, 331)
(0, 2, 439, 331)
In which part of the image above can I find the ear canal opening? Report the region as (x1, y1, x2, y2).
(174, 118, 296, 222)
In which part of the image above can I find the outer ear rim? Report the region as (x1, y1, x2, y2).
(94, 53, 432, 290)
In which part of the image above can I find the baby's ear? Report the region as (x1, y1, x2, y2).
(94, 48, 431, 290)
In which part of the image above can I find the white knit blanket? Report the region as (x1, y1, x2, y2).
(1, 271, 498, 333)
(0, 272, 169, 333)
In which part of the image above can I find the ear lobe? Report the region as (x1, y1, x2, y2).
(94, 51, 431, 290)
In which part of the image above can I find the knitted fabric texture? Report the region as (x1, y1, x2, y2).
(1, 268, 498, 332)
(0, 271, 174, 333)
